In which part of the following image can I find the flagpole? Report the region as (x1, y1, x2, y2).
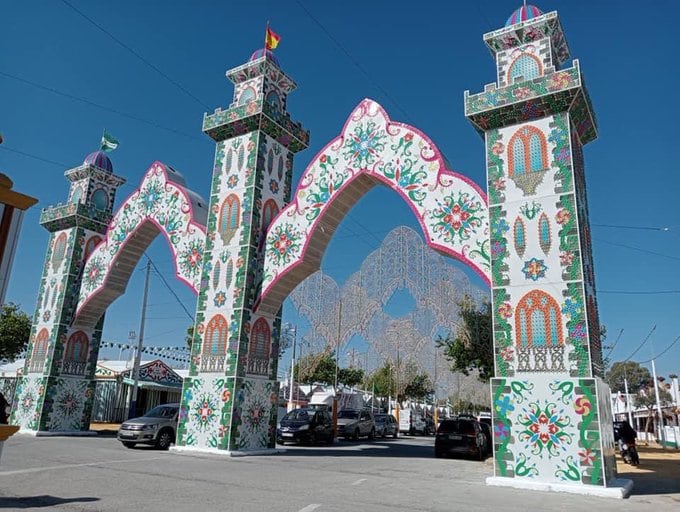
(264, 20, 269, 50)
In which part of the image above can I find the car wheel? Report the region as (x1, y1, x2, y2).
(353, 428, 360, 441)
(368, 428, 376, 440)
(393, 429, 398, 439)
(435, 448, 444, 458)
(277, 439, 285, 445)
(122, 441, 136, 449)
(155, 428, 173, 450)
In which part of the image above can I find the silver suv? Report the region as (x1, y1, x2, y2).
(117, 403, 179, 450)
(337, 409, 376, 440)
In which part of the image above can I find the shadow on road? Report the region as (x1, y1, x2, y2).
(0, 496, 99, 509)
(617, 447, 680, 497)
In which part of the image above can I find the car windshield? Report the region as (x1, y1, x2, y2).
(438, 420, 476, 435)
(338, 411, 359, 419)
(283, 409, 311, 421)
(143, 405, 177, 418)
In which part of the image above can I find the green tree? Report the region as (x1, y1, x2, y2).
(295, 352, 337, 385)
(437, 298, 493, 382)
(338, 367, 364, 388)
(403, 373, 433, 400)
(605, 361, 651, 393)
(0, 303, 32, 361)
(364, 364, 396, 397)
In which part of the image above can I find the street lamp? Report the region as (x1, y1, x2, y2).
(284, 323, 298, 412)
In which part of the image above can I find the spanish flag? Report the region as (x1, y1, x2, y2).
(265, 26, 281, 50)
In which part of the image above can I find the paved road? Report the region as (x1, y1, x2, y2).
(0, 434, 677, 511)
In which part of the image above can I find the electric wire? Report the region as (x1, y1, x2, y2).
(0, 71, 205, 142)
(603, 328, 624, 361)
(623, 325, 656, 362)
(59, 0, 210, 110)
(146, 256, 195, 323)
(293, 0, 414, 123)
(637, 334, 680, 364)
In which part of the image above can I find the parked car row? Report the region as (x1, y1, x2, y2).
(276, 408, 400, 445)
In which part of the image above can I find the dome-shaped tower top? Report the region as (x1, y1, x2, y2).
(83, 150, 113, 174)
(249, 48, 280, 66)
(505, 4, 543, 26)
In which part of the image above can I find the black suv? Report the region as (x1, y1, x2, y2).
(435, 416, 488, 460)
(277, 408, 334, 445)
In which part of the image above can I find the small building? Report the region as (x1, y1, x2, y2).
(0, 173, 38, 304)
(0, 358, 185, 423)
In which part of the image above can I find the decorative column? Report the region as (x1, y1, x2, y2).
(175, 48, 309, 453)
(11, 151, 125, 433)
(465, 5, 628, 496)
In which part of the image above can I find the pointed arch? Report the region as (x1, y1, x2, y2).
(538, 212, 551, 254)
(30, 328, 50, 373)
(52, 232, 68, 271)
(261, 199, 279, 233)
(257, 99, 489, 315)
(508, 125, 548, 177)
(201, 314, 228, 372)
(514, 289, 563, 348)
(218, 194, 240, 245)
(63, 330, 89, 375)
(248, 317, 271, 375)
(513, 217, 526, 257)
(508, 53, 542, 83)
(238, 86, 256, 105)
(83, 235, 102, 261)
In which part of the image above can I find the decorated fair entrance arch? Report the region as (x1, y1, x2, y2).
(14, 5, 623, 496)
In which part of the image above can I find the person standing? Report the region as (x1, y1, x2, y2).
(0, 392, 9, 424)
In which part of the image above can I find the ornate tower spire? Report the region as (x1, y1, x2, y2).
(466, 5, 627, 496)
(12, 150, 126, 432)
(175, 47, 309, 453)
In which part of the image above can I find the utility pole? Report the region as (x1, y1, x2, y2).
(287, 325, 297, 412)
(624, 377, 634, 429)
(129, 258, 151, 419)
(651, 358, 667, 449)
(332, 299, 342, 441)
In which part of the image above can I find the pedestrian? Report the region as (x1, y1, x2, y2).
(0, 391, 8, 424)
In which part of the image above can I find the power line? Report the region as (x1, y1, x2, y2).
(623, 325, 656, 362)
(0, 145, 70, 168)
(604, 328, 624, 360)
(147, 256, 195, 323)
(0, 71, 205, 142)
(592, 223, 670, 232)
(597, 239, 680, 262)
(59, 0, 210, 110)
(599, 290, 680, 295)
(637, 334, 680, 364)
(293, 0, 414, 123)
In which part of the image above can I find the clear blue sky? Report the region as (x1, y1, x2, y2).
(1, 1, 678, 380)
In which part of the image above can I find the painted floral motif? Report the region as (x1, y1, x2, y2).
(379, 157, 428, 205)
(498, 302, 513, 319)
(343, 120, 386, 167)
(226, 174, 239, 189)
(48, 378, 88, 431)
(269, 179, 279, 194)
(178, 241, 203, 279)
(139, 179, 164, 214)
(82, 256, 106, 292)
(521, 257, 547, 281)
(431, 192, 484, 243)
(517, 401, 572, 457)
(235, 379, 275, 450)
(214, 291, 227, 308)
(193, 394, 219, 431)
(266, 223, 302, 265)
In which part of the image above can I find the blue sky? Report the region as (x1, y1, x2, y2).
(1, 1, 678, 380)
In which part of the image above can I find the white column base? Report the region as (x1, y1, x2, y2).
(486, 476, 633, 499)
(17, 429, 98, 437)
(170, 445, 285, 457)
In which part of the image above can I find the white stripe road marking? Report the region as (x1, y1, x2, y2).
(297, 505, 322, 512)
(351, 478, 367, 486)
(0, 456, 165, 476)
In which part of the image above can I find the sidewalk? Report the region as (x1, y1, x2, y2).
(90, 422, 121, 437)
(616, 442, 680, 496)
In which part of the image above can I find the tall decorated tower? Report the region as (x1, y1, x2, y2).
(11, 151, 125, 432)
(175, 47, 309, 453)
(466, 5, 626, 495)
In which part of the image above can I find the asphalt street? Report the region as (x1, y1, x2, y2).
(0, 434, 677, 511)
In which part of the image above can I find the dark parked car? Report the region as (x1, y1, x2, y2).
(337, 409, 376, 440)
(374, 413, 399, 438)
(435, 417, 488, 460)
(117, 403, 179, 450)
(277, 408, 333, 445)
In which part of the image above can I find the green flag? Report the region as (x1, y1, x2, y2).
(100, 131, 119, 152)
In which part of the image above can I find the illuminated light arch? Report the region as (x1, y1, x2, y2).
(74, 162, 207, 329)
(256, 98, 490, 315)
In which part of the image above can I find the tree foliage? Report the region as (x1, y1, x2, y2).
(403, 373, 433, 400)
(605, 361, 651, 393)
(437, 298, 493, 382)
(0, 303, 32, 361)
